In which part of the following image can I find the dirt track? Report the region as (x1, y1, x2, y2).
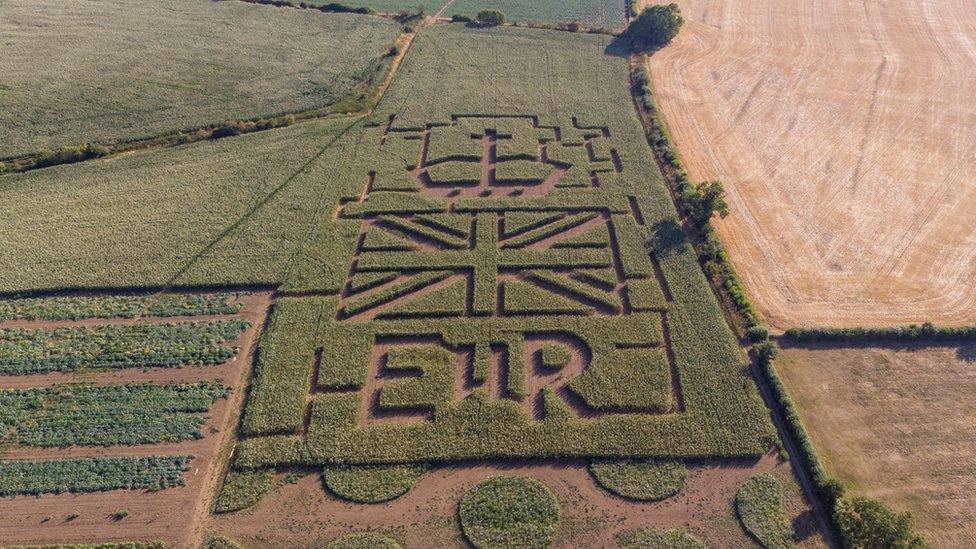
(644, 0, 976, 328)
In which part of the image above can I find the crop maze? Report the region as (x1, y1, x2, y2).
(231, 113, 780, 468)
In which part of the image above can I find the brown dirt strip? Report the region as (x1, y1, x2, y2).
(0, 292, 271, 548)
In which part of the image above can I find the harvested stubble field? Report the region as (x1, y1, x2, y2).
(0, 292, 271, 547)
(776, 342, 976, 547)
(0, 0, 401, 157)
(644, 0, 976, 328)
(312, 0, 627, 27)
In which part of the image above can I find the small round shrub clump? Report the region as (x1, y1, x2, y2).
(540, 344, 572, 369)
(322, 464, 427, 504)
(588, 459, 686, 501)
(735, 473, 795, 549)
(617, 527, 706, 549)
(459, 476, 561, 549)
(326, 532, 403, 549)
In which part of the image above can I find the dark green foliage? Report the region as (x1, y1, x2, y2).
(835, 496, 927, 549)
(322, 464, 427, 503)
(0, 292, 242, 322)
(475, 10, 505, 27)
(680, 180, 729, 229)
(0, 320, 249, 375)
(0, 455, 191, 496)
(213, 470, 276, 513)
(784, 322, 976, 342)
(459, 476, 560, 549)
(588, 459, 686, 501)
(735, 473, 795, 549)
(617, 527, 706, 549)
(32, 144, 110, 169)
(0, 382, 228, 447)
(326, 533, 403, 549)
(754, 340, 779, 367)
(746, 325, 770, 343)
(627, 4, 684, 51)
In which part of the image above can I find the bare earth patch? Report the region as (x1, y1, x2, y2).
(0, 292, 272, 547)
(644, 0, 976, 328)
(207, 453, 824, 548)
(776, 342, 976, 547)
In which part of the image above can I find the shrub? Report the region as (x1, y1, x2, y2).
(627, 3, 684, 51)
(111, 509, 130, 521)
(451, 14, 472, 23)
(588, 459, 686, 501)
(746, 325, 770, 343)
(735, 473, 794, 549)
(476, 10, 506, 27)
(753, 340, 779, 366)
(834, 496, 927, 548)
(322, 464, 428, 503)
(459, 476, 560, 549)
(204, 534, 245, 549)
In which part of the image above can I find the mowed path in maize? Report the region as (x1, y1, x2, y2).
(644, 0, 976, 328)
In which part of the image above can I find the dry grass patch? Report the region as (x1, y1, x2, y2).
(776, 342, 976, 547)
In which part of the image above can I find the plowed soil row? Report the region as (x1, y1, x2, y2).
(0, 292, 272, 548)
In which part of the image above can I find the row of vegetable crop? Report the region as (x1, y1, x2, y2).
(0, 320, 249, 375)
(0, 292, 244, 322)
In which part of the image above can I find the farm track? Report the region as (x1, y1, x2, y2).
(643, 0, 976, 328)
(0, 293, 272, 548)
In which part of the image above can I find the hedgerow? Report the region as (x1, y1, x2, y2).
(459, 476, 560, 549)
(0, 292, 242, 322)
(588, 459, 686, 501)
(784, 322, 976, 342)
(735, 473, 795, 549)
(0, 382, 228, 447)
(322, 463, 427, 503)
(616, 527, 706, 549)
(0, 455, 191, 496)
(0, 320, 249, 375)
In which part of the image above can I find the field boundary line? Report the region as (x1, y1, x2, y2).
(627, 53, 840, 547)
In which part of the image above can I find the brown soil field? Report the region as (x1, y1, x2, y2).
(0, 292, 272, 548)
(643, 0, 976, 328)
(208, 452, 826, 548)
(776, 342, 976, 547)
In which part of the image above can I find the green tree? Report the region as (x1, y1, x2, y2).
(476, 9, 505, 27)
(681, 180, 729, 228)
(627, 3, 684, 51)
(835, 496, 927, 549)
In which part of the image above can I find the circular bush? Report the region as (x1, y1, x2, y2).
(735, 473, 795, 549)
(322, 464, 427, 504)
(326, 532, 402, 549)
(588, 459, 686, 501)
(459, 476, 561, 549)
(617, 527, 706, 549)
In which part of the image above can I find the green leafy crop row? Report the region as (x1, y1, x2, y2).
(0, 292, 243, 322)
(0, 320, 249, 375)
(0, 455, 191, 496)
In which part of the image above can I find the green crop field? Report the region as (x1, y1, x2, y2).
(0, 0, 401, 157)
(0, 15, 812, 546)
(311, 0, 627, 28)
